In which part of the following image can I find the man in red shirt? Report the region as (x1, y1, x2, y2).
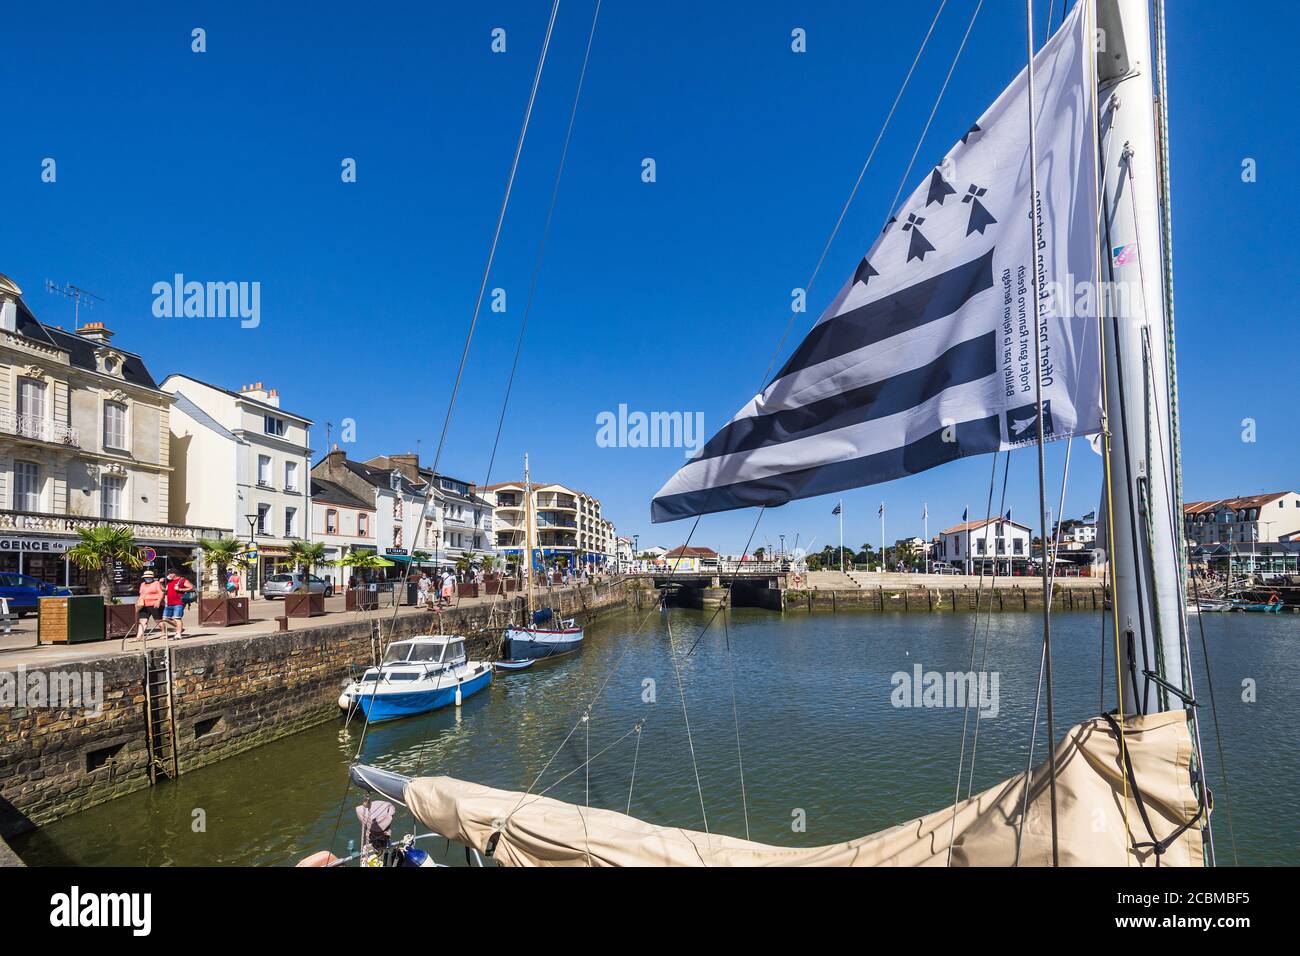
(163, 570, 195, 639)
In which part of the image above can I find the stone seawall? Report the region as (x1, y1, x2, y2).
(0, 581, 630, 838)
(784, 585, 1105, 612)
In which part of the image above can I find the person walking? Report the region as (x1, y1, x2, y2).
(132, 570, 165, 643)
(163, 569, 195, 640)
(417, 571, 431, 608)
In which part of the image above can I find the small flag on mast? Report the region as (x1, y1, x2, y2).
(878, 502, 885, 517)
(831, 503, 842, 516)
(962, 507, 969, 522)
(649, 3, 1098, 523)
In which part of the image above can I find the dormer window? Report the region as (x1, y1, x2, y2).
(390, 471, 402, 491)
(94, 348, 125, 377)
(264, 416, 286, 437)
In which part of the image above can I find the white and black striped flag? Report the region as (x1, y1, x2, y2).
(652, 3, 1099, 523)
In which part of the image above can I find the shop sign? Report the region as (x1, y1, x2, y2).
(0, 537, 73, 554)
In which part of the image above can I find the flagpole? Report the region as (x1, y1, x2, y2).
(1024, 0, 1059, 867)
(839, 500, 844, 574)
(966, 504, 971, 576)
(880, 504, 886, 573)
(924, 504, 929, 574)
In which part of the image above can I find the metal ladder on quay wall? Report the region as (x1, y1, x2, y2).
(143, 646, 179, 784)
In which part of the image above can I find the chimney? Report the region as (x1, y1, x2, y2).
(240, 381, 280, 407)
(387, 452, 421, 481)
(319, 446, 348, 478)
(77, 321, 114, 344)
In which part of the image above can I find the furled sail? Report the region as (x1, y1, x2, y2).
(362, 711, 1202, 866)
(652, 1, 1100, 523)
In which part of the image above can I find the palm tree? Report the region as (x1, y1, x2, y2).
(197, 536, 247, 596)
(288, 540, 327, 591)
(480, 553, 500, 576)
(455, 550, 477, 575)
(66, 526, 143, 601)
(334, 550, 386, 584)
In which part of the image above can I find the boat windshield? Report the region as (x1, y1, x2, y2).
(407, 643, 446, 663)
(381, 644, 411, 664)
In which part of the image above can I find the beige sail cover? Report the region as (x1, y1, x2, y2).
(404, 710, 1204, 866)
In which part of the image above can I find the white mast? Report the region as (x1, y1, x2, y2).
(1095, 0, 1189, 715)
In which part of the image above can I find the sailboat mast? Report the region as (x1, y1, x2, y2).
(1095, 0, 1188, 715)
(524, 452, 534, 617)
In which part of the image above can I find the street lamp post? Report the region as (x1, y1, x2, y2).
(244, 513, 259, 599)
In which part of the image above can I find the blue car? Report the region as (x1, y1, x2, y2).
(0, 573, 73, 616)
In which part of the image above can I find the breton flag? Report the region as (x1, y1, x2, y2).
(651, 3, 1099, 523)
(831, 502, 842, 516)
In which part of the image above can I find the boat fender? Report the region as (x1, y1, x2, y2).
(455, 681, 463, 707)
(295, 850, 340, 867)
(402, 847, 431, 867)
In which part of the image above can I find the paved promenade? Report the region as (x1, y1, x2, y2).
(0, 588, 528, 670)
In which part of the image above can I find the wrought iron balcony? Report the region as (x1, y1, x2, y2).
(0, 409, 80, 446)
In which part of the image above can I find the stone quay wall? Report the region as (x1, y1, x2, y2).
(0, 581, 631, 838)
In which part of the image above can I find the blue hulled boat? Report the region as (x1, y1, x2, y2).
(504, 608, 584, 661)
(339, 635, 492, 723)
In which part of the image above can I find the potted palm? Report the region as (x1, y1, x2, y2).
(64, 526, 143, 643)
(285, 540, 328, 617)
(481, 553, 503, 595)
(338, 551, 385, 610)
(455, 551, 479, 598)
(196, 536, 251, 626)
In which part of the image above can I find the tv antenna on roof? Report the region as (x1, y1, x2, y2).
(44, 281, 104, 331)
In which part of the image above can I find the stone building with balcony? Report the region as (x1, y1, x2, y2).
(0, 273, 224, 587)
(483, 478, 617, 570)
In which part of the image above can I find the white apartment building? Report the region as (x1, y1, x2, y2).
(312, 449, 438, 573)
(311, 476, 377, 586)
(364, 455, 492, 564)
(162, 375, 313, 581)
(1184, 492, 1300, 548)
(482, 479, 616, 569)
(936, 517, 1034, 571)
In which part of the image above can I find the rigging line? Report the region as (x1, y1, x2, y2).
(721, 606, 751, 840)
(1085, 1, 1132, 861)
(329, 0, 564, 855)
(666, 609, 709, 832)
(1013, 436, 1076, 863)
(763, 0, 951, 383)
(965, 449, 1013, 799)
(626, 720, 644, 815)
(503, 514, 704, 823)
(1138, 325, 1216, 865)
(1023, 0, 1059, 868)
(681, 505, 766, 659)
(372, 0, 564, 672)
(882, 0, 985, 233)
(945, 448, 1003, 867)
(478, 0, 603, 500)
(1188, 572, 1239, 865)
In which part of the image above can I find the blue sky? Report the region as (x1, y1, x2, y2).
(3, 0, 1296, 553)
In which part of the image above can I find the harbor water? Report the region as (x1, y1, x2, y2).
(12, 607, 1295, 866)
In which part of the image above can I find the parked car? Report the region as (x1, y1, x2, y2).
(0, 573, 73, 615)
(262, 573, 334, 599)
(930, 562, 962, 575)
